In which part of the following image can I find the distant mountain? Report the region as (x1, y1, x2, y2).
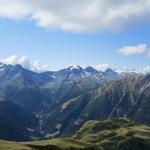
(0, 63, 119, 140)
(0, 63, 118, 112)
(104, 68, 118, 76)
(0, 63, 150, 141)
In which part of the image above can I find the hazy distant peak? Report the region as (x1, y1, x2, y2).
(84, 66, 98, 73)
(69, 65, 83, 70)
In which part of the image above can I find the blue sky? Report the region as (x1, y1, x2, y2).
(0, 0, 150, 71)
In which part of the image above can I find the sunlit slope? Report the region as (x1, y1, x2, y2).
(75, 119, 150, 150)
(0, 138, 94, 150)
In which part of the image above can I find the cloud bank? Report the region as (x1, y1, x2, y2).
(0, 0, 150, 32)
(0, 55, 49, 72)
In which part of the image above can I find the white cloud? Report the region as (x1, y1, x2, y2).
(0, 55, 49, 72)
(32, 60, 50, 72)
(134, 66, 150, 74)
(115, 66, 129, 73)
(141, 66, 150, 74)
(115, 66, 150, 74)
(118, 44, 148, 56)
(95, 64, 110, 71)
(0, 0, 150, 32)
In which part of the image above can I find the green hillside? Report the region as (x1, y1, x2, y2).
(0, 139, 92, 150)
(0, 119, 150, 150)
(75, 118, 150, 150)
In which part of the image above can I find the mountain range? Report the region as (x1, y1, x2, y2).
(0, 62, 149, 141)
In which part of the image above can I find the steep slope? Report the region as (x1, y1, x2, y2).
(52, 74, 150, 136)
(77, 74, 150, 124)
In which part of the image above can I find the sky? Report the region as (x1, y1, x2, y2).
(0, 0, 150, 72)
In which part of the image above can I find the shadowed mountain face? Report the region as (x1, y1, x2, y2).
(0, 101, 39, 141)
(0, 63, 150, 141)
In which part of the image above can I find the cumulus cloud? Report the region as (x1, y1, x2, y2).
(115, 66, 129, 73)
(95, 64, 110, 71)
(32, 60, 50, 72)
(0, 55, 50, 72)
(141, 66, 150, 74)
(118, 44, 149, 56)
(0, 0, 150, 32)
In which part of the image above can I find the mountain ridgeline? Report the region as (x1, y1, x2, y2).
(0, 63, 150, 141)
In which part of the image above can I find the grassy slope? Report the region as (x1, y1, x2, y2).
(0, 138, 93, 150)
(0, 140, 30, 150)
(75, 118, 150, 150)
(0, 119, 150, 150)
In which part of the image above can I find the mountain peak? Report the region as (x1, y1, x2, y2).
(84, 66, 98, 73)
(14, 64, 24, 70)
(68, 65, 83, 70)
(104, 68, 118, 75)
